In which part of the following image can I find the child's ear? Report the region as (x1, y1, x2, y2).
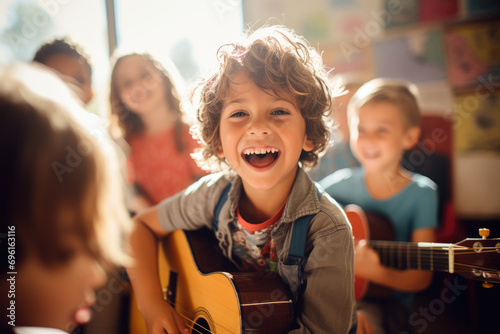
(403, 126, 421, 150)
(302, 138, 315, 152)
(216, 145, 225, 158)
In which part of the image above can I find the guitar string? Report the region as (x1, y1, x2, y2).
(169, 305, 215, 334)
(167, 292, 292, 334)
(177, 313, 210, 334)
(365, 245, 499, 272)
(163, 241, 498, 334)
(168, 300, 235, 334)
(367, 249, 500, 257)
(368, 244, 500, 256)
(374, 257, 499, 273)
(452, 262, 500, 272)
(177, 307, 231, 334)
(159, 269, 497, 334)
(369, 242, 500, 251)
(373, 253, 498, 264)
(367, 249, 481, 258)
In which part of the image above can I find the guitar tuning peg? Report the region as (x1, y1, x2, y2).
(482, 282, 494, 288)
(479, 228, 490, 239)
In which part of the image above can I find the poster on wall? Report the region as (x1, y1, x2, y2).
(453, 91, 500, 217)
(242, 0, 333, 46)
(384, 0, 419, 28)
(467, 0, 500, 15)
(322, 44, 374, 82)
(453, 92, 500, 154)
(372, 28, 447, 83)
(419, 0, 458, 22)
(444, 19, 500, 90)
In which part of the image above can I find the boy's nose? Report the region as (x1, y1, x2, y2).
(248, 116, 270, 135)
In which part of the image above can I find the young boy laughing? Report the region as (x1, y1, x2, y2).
(127, 26, 357, 334)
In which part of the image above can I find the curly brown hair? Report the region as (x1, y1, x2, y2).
(109, 53, 187, 152)
(189, 26, 339, 172)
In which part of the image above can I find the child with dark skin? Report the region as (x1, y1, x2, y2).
(33, 37, 93, 105)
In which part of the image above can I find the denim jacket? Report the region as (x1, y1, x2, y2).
(158, 168, 357, 333)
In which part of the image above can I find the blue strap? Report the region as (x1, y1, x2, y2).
(214, 182, 321, 261)
(287, 184, 322, 265)
(213, 183, 231, 231)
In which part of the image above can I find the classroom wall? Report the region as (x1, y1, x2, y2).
(243, 0, 500, 218)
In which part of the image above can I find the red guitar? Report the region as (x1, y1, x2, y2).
(344, 204, 500, 301)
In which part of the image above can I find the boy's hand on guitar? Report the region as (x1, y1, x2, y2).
(354, 239, 381, 279)
(142, 300, 189, 334)
(356, 311, 374, 334)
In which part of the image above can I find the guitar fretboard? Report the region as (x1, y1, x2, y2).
(370, 241, 452, 272)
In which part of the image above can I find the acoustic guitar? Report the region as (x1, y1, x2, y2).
(344, 204, 500, 301)
(129, 228, 294, 334)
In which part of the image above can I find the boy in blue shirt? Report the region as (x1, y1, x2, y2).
(320, 79, 438, 334)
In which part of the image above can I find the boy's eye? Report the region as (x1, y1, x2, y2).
(271, 109, 289, 115)
(377, 127, 389, 134)
(121, 80, 132, 88)
(229, 111, 247, 118)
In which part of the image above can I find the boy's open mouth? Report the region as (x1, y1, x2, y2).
(242, 147, 280, 168)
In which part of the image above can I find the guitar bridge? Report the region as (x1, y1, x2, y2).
(164, 270, 178, 306)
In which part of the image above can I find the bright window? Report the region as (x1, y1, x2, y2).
(115, 0, 243, 84)
(0, 0, 243, 115)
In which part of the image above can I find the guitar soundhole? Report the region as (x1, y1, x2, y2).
(193, 317, 211, 334)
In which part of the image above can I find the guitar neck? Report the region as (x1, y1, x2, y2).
(370, 241, 454, 272)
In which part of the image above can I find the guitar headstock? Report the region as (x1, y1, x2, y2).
(454, 228, 500, 287)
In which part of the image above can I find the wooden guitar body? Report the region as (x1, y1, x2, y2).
(129, 228, 294, 334)
(345, 204, 395, 301)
